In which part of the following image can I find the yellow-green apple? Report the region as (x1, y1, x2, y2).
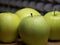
(15, 8, 41, 24)
(18, 14, 50, 45)
(44, 11, 60, 40)
(0, 12, 20, 42)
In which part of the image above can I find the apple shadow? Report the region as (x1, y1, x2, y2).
(48, 39, 60, 42)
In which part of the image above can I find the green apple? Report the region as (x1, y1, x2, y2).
(44, 11, 60, 40)
(18, 14, 50, 45)
(0, 12, 20, 42)
(15, 8, 41, 24)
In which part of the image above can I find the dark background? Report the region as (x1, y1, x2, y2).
(0, 0, 60, 15)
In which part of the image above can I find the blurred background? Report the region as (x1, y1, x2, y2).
(0, 0, 60, 15)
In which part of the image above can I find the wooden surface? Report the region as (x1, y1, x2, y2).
(48, 42, 60, 45)
(0, 42, 60, 45)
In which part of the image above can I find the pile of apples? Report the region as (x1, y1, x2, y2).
(0, 8, 60, 45)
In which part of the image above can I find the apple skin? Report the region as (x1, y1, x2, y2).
(18, 16, 50, 45)
(0, 12, 20, 42)
(15, 8, 41, 23)
(44, 11, 60, 40)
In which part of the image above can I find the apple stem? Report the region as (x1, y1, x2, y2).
(31, 13, 33, 17)
(54, 8, 56, 16)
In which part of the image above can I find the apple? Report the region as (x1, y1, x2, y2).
(44, 11, 60, 40)
(15, 8, 41, 24)
(0, 12, 20, 42)
(18, 14, 50, 45)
